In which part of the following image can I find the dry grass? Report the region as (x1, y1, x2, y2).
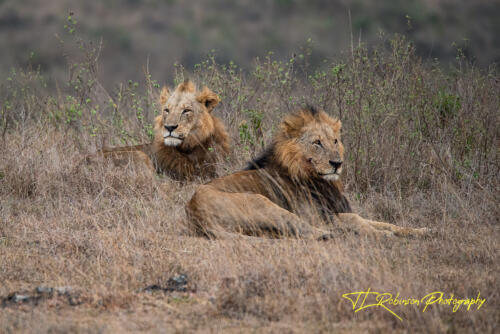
(0, 36, 498, 333)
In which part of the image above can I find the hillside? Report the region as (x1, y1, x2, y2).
(0, 0, 499, 90)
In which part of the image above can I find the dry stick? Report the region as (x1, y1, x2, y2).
(143, 55, 157, 111)
(348, 8, 354, 62)
(1, 112, 8, 142)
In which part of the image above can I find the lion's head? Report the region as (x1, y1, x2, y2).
(154, 80, 220, 149)
(272, 107, 344, 181)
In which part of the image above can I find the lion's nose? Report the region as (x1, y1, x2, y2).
(329, 160, 342, 172)
(164, 124, 178, 132)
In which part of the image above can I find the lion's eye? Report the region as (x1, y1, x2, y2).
(334, 139, 338, 144)
(182, 109, 192, 115)
(164, 108, 169, 114)
(313, 139, 322, 147)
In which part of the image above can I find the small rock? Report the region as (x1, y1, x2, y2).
(11, 294, 31, 303)
(54, 286, 72, 294)
(166, 274, 188, 292)
(1, 286, 80, 308)
(143, 284, 163, 293)
(35, 286, 54, 294)
(142, 274, 191, 293)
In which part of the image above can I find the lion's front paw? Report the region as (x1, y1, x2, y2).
(377, 230, 395, 238)
(415, 227, 436, 238)
(394, 227, 434, 238)
(417, 227, 429, 234)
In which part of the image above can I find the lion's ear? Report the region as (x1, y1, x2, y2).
(333, 119, 342, 133)
(159, 86, 170, 105)
(197, 87, 220, 113)
(281, 119, 301, 138)
(281, 114, 307, 138)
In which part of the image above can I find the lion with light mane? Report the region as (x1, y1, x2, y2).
(90, 80, 230, 180)
(186, 106, 429, 239)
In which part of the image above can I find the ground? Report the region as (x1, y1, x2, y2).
(0, 130, 497, 333)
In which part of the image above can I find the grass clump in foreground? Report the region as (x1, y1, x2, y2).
(0, 34, 498, 333)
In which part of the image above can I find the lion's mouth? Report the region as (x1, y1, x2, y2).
(319, 172, 341, 181)
(163, 134, 183, 147)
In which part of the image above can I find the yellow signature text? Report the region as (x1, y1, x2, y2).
(342, 288, 486, 321)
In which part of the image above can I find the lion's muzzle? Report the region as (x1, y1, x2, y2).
(329, 160, 342, 173)
(164, 124, 178, 132)
(163, 124, 183, 146)
(319, 160, 343, 181)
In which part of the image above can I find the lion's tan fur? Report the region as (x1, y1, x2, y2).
(271, 108, 343, 180)
(90, 81, 230, 180)
(186, 107, 429, 239)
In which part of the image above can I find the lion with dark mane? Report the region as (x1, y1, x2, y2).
(186, 106, 429, 239)
(89, 80, 230, 180)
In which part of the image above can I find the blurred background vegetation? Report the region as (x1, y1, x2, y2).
(1, 0, 499, 90)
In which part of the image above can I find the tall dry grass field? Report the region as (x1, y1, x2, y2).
(0, 33, 499, 332)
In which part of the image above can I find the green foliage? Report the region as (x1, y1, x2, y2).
(237, 109, 265, 150)
(64, 95, 83, 125)
(434, 91, 461, 125)
(238, 120, 252, 150)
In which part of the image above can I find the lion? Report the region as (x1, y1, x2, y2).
(186, 106, 430, 239)
(89, 80, 230, 180)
